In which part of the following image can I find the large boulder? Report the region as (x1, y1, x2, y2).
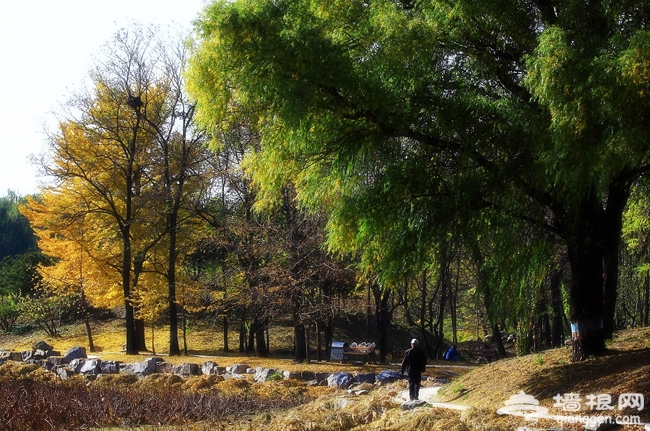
(400, 399, 427, 410)
(68, 358, 86, 374)
(328, 372, 353, 389)
(300, 371, 316, 381)
(376, 370, 402, 385)
(254, 368, 277, 382)
(172, 363, 200, 377)
(314, 372, 331, 384)
(134, 357, 162, 376)
(63, 346, 87, 363)
(100, 361, 120, 374)
(202, 361, 220, 375)
(45, 357, 65, 371)
(80, 359, 102, 376)
(33, 341, 54, 352)
(156, 362, 173, 374)
(228, 364, 250, 374)
(354, 373, 375, 385)
(54, 367, 74, 380)
(282, 370, 301, 380)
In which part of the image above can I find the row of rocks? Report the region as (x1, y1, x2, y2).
(0, 341, 407, 389)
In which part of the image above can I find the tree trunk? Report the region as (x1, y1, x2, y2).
(168, 213, 181, 356)
(223, 315, 229, 352)
(324, 315, 333, 360)
(493, 323, 507, 358)
(550, 266, 565, 347)
(255, 317, 268, 356)
(182, 309, 188, 355)
(316, 320, 322, 361)
(247, 318, 255, 352)
(305, 324, 311, 363)
(567, 227, 607, 361)
(451, 251, 460, 345)
(122, 236, 137, 354)
(239, 317, 245, 352)
(135, 319, 147, 352)
(373, 283, 390, 363)
(434, 255, 448, 360)
(643, 274, 650, 326)
(602, 179, 629, 339)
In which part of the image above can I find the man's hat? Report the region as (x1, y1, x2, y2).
(411, 338, 418, 344)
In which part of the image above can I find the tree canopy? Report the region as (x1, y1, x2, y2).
(187, 0, 650, 360)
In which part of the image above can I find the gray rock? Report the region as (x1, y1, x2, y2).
(283, 370, 301, 380)
(80, 359, 102, 376)
(156, 362, 173, 373)
(45, 357, 65, 370)
(202, 361, 220, 375)
(172, 363, 200, 377)
(0, 357, 7, 366)
(353, 373, 375, 384)
(63, 346, 87, 363)
(100, 361, 120, 374)
(21, 351, 33, 361)
(68, 358, 86, 373)
(121, 363, 135, 374)
(328, 372, 353, 389)
(254, 368, 277, 382)
(33, 349, 49, 359)
(376, 370, 401, 385)
(400, 399, 427, 410)
(54, 367, 74, 380)
(134, 357, 160, 375)
(314, 372, 330, 383)
(229, 363, 250, 374)
(301, 371, 316, 381)
(33, 341, 54, 352)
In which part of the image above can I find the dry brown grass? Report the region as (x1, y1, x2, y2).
(3, 322, 650, 430)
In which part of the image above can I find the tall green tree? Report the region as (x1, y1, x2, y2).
(188, 0, 650, 361)
(0, 191, 37, 260)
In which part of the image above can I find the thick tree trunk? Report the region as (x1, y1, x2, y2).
(135, 319, 147, 352)
(294, 320, 306, 362)
(567, 231, 607, 361)
(373, 284, 391, 363)
(255, 317, 268, 356)
(602, 180, 629, 339)
(123, 239, 137, 355)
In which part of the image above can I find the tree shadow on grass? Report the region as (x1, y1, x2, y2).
(520, 348, 650, 420)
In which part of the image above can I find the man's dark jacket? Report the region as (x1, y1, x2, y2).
(401, 346, 427, 376)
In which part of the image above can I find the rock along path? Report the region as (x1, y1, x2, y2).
(398, 386, 469, 410)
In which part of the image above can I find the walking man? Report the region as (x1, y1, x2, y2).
(400, 338, 428, 401)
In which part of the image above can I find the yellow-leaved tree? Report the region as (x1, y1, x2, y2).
(22, 26, 214, 355)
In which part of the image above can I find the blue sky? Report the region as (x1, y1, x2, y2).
(0, 0, 207, 196)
